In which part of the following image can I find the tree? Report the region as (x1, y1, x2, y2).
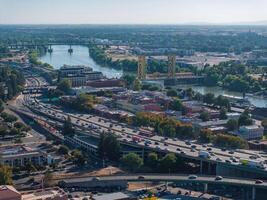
(121, 153, 143, 172)
(159, 153, 177, 173)
(167, 89, 177, 97)
(199, 112, 210, 122)
(199, 129, 213, 143)
(58, 145, 69, 155)
(98, 132, 121, 161)
(0, 164, 13, 185)
(262, 119, 267, 135)
(62, 116, 75, 136)
(146, 152, 158, 170)
(133, 79, 142, 91)
(227, 119, 239, 131)
(219, 108, 228, 120)
(170, 98, 183, 111)
(203, 93, 215, 105)
(123, 75, 135, 88)
(238, 110, 253, 126)
(43, 171, 53, 187)
(71, 150, 86, 166)
(57, 79, 71, 94)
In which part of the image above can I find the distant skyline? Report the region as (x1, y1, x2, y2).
(1, 0, 267, 25)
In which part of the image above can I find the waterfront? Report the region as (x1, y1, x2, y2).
(39, 45, 123, 78)
(178, 85, 267, 108)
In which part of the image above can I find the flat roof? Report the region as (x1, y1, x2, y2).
(92, 192, 130, 200)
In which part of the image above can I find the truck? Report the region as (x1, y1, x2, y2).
(132, 136, 142, 143)
(240, 159, 265, 169)
(198, 151, 210, 159)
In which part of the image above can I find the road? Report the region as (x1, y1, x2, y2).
(14, 75, 267, 175)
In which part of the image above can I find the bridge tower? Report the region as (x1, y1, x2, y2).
(137, 56, 147, 80)
(48, 45, 53, 53)
(68, 45, 73, 54)
(168, 55, 176, 78)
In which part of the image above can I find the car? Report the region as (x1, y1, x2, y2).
(164, 143, 168, 146)
(207, 147, 212, 151)
(215, 176, 223, 181)
(221, 148, 227, 152)
(202, 144, 207, 148)
(229, 151, 234, 154)
(191, 148, 196, 152)
(155, 142, 159, 145)
(225, 160, 232, 163)
(176, 148, 181, 151)
(185, 141, 191, 145)
(188, 175, 197, 180)
(180, 151, 185, 154)
(216, 158, 222, 162)
(138, 176, 145, 180)
(191, 145, 196, 149)
(255, 180, 263, 184)
(92, 177, 100, 181)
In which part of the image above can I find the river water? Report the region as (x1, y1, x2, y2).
(39, 45, 123, 78)
(39, 45, 267, 108)
(178, 85, 267, 108)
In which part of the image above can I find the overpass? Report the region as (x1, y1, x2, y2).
(59, 174, 267, 200)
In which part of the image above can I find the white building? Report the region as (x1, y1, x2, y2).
(236, 125, 264, 140)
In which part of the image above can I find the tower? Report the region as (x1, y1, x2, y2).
(168, 55, 176, 78)
(137, 56, 147, 80)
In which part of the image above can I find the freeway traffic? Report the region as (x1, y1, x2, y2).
(17, 75, 267, 174)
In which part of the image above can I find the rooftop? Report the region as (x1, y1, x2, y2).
(21, 187, 67, 200)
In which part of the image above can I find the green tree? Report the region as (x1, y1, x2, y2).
(159, 153, 177, 173)
(123, 75, 136, 88)
(203, 93, 215, 105)
(98, 132, 121, 161)
(262, 119, 267, 135)
(219, 108, 228, 120)
(238, 110, 253, 126)
(167, 89, 177, 97)
(58, 145, 69, 155)
(170, 98, 183, 111)
(71, 150, 86, 166)
(199, 112, 210, 122)
(199, 129, 213, 143)
(146, 152, 158, 170)
(121, 153, 143, 172)
(62, 116, 75, 136)
(227, 119, 239, 131)
(57, 79, 71, 94)
(133, 79, 142, 91)
(0, 164, 13, 185)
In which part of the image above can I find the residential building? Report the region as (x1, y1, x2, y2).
(0, 145, 47, 168)
(235, 125, 264, 140)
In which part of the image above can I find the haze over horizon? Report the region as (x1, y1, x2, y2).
(1, 0, 267, 25)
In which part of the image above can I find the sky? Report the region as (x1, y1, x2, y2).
(1, 0, 267, 24)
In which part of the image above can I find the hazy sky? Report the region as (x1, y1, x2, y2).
(1, 0, 267, 24)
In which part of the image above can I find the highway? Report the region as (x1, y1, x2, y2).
(15, 75, 267, 175)
(61, 174, 267, 189)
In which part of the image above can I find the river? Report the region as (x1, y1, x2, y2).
(39, 45, 267, 108)
(178, 85, 267, 108)
(39, 45, 123, 79)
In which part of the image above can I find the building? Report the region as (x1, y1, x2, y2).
(86, 79, 124, 88)
(235, 125, 264, 140)
(0, 186, 67, 200)
(21, 187, 67, 200)
(92, 192, 136, 200)
(59, 65, 103, 87)
(0, 145, 47, 168)
(0, 185, 21, 200)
